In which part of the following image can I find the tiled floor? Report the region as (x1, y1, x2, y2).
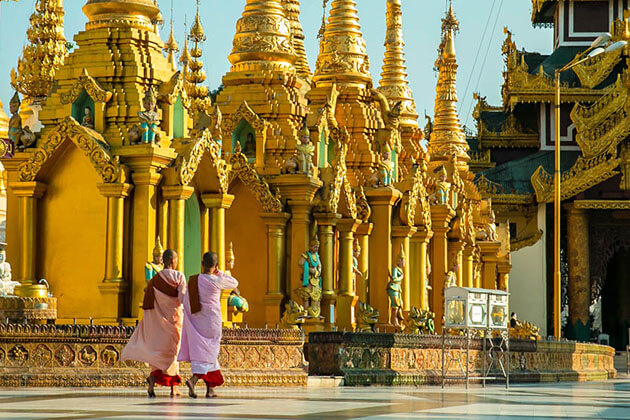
(1, 380, 629, 419)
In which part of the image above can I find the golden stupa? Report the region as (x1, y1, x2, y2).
(1, 0, 508, 333)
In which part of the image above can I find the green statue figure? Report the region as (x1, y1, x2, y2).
(387, 244, 406, 326)
(295, 235, 322, 319)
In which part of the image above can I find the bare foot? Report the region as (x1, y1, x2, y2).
(205, 387, 216, 398)
(170, 386, 181, 397)
(146, 376, 156, 398)
(185, 379, 197, 399)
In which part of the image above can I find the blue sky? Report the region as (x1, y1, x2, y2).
(0, 0, 552, 128)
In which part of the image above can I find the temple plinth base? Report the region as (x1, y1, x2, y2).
(302, 317, 326, 336)
(0, 296, 57, 323)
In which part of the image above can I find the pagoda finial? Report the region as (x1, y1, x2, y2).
(282, 0, 311, 81)
(313, 0, 371, 85)
(163, 0, 179, 70)
(180, 18, 191, 68)
(428, 4, 469, 165)
(229, 0, 296, 72)
(10, 0, 67, 100)
(377, 0, 418, 128)
(186, 0, 210, 116)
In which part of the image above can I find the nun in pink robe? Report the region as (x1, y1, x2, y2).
(179, 251, 238, 398)
(122, 250, 186, 397)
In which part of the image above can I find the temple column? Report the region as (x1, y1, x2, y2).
(118, 144, 176, 318)
(11, 182, 47, 285)
(314, 213, 341, 328)
(411, 228, 433, 310)
(260, 213, 290, 325)
(202, 193, 235, 327)
(462, 245, 474, 288)
(478, 241, 500, 290)
(163, 185, 195, 272)
(566, 203, 591, 341)
(355, 222, 373, 303)
(497, 259, 511, 292)
(200, 205, 210, 254)
(430, 204, 455, 333)
(392, 225, 416, 311)
(97, 183, 133, 284)
(201, 193, 235, 270)
(337, 219, 360, 331)
(366, 188, 402, 328)
(157, 195, 168, 246)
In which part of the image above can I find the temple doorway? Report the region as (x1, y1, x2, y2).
(602, 248, 630, 350)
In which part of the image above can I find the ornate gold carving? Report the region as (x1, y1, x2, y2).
(18, 117, 122, 183)
(0, 296, 57, 321)
(178, 129, 229, 192)
(357, 301, 379, 333)
(478, 113, 539, 149)
(574, 100, 630, 159)
(573, 48, 622, 89)
(229, 148, 283, 213)
(354, 186, 371, 223)
(59, 69, 113, 105)
(620, 142, 630, 190)
(10, 0, 67, 99)
(573, 200, 630, 210)
(531, 153, 620, 203)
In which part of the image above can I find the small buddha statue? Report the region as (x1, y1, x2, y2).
(296, 125, 315, 175)
(225, 242, 248, 313)
(0, 247, 19, 296)
(387, 245, 405, 326)
(295, 236, 323, 318)
(129, 87, 161, 145)
(486, 211, 498, 241)
(81, 106, 94, 129)
(374, 143, 395, 187)
(145, 237, 164, 283)
(243, 132, 256, 160)
(352, 239, 363, 293)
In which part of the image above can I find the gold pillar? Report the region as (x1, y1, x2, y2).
(337, 219, 360, 331)
(392, 225, 416, 311)
(478, 241, 500, 290)
(462, 245, 474, 288)
(201, 193, 235, 271)
(411, 229, 433, 310)
(497, 260, 511, 292)
(11, 182, 47, 284)
(355, 222, 373, 303)
(366, 188, 402, 328)
(260, 213, 290, 325)
(98, 183, 133, 283)
(429, 204, 455, 333)
(163, 185, 195, 272)
(566, 203, 590, 341)
(200, 205, 210, 254)
(314, 213, 340, 328)
(157, 195, 168, 247)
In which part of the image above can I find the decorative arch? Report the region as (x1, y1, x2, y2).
(59, 69, 113, 105)
(590, 224, 630, 302)
(228, 147, 283, 213)
(222, 101, 269, 168)
(18, 117, 122, 183)
(177, 129, 229, 192)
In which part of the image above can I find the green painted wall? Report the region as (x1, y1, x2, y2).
(183, 195, 202, 279)
(71, 90, 94, 126)
(173, 95, 184, 139)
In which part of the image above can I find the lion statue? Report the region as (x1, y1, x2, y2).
(356, 301, 380, 332)
(279, 300, 307, 330)
(404, 307, 435, 335)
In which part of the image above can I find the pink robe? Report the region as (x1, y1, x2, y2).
(178, 271, 238, 374)
(122, 269, 186, 376)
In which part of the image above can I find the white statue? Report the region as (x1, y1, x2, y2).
(0, 248, 19, 296)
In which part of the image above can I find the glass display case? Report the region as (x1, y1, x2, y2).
(444, 287, 508, 330)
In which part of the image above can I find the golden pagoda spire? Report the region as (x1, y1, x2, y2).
(377, 0, 418, 128)
(229, 0, 296, 72)
(10, 0, 67, 100)
(428, 4, 469, 165)
(282, 0, 311, 81)
(179, 19, 191, 69)
(313, 0, 371, 85)
(186, 0, 210, 116)
(163, 0, 179, 70)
